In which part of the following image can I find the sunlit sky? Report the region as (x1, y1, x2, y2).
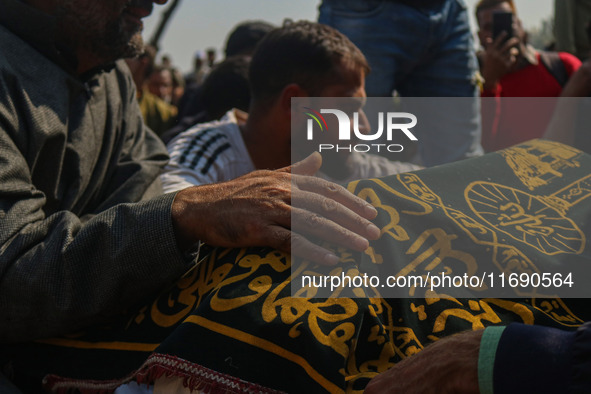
(143, 0, 555, 73)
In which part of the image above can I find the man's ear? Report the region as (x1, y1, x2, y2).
(278, 83, 308, 116)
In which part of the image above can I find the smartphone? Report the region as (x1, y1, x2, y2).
(492, 11, 514, 42)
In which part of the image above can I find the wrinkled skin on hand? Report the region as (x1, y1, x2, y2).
(171, 152, 380, 266)
(364, 330, 483, 394)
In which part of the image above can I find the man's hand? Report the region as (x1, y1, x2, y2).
(364, 330, 483, 394)
(171, 152, 380, 265)
(481, 33, 520, 91)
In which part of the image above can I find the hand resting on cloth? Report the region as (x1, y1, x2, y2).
(4, 140, 591, 393)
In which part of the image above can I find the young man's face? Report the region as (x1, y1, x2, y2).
(310, 61, 368, 171)
(318, 62, 368, 143)
(56, 0, 159, 61)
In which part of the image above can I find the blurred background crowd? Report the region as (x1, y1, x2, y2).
(134, 0, 591, 164)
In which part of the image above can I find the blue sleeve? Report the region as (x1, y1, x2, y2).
(493, 322, 591, 393)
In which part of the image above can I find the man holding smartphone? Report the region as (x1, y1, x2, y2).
(476, 0, 581, 151)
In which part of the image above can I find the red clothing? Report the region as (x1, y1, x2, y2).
(481, 51, 581, 151)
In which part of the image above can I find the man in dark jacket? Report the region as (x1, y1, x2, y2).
(0, 0, 379, 345)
